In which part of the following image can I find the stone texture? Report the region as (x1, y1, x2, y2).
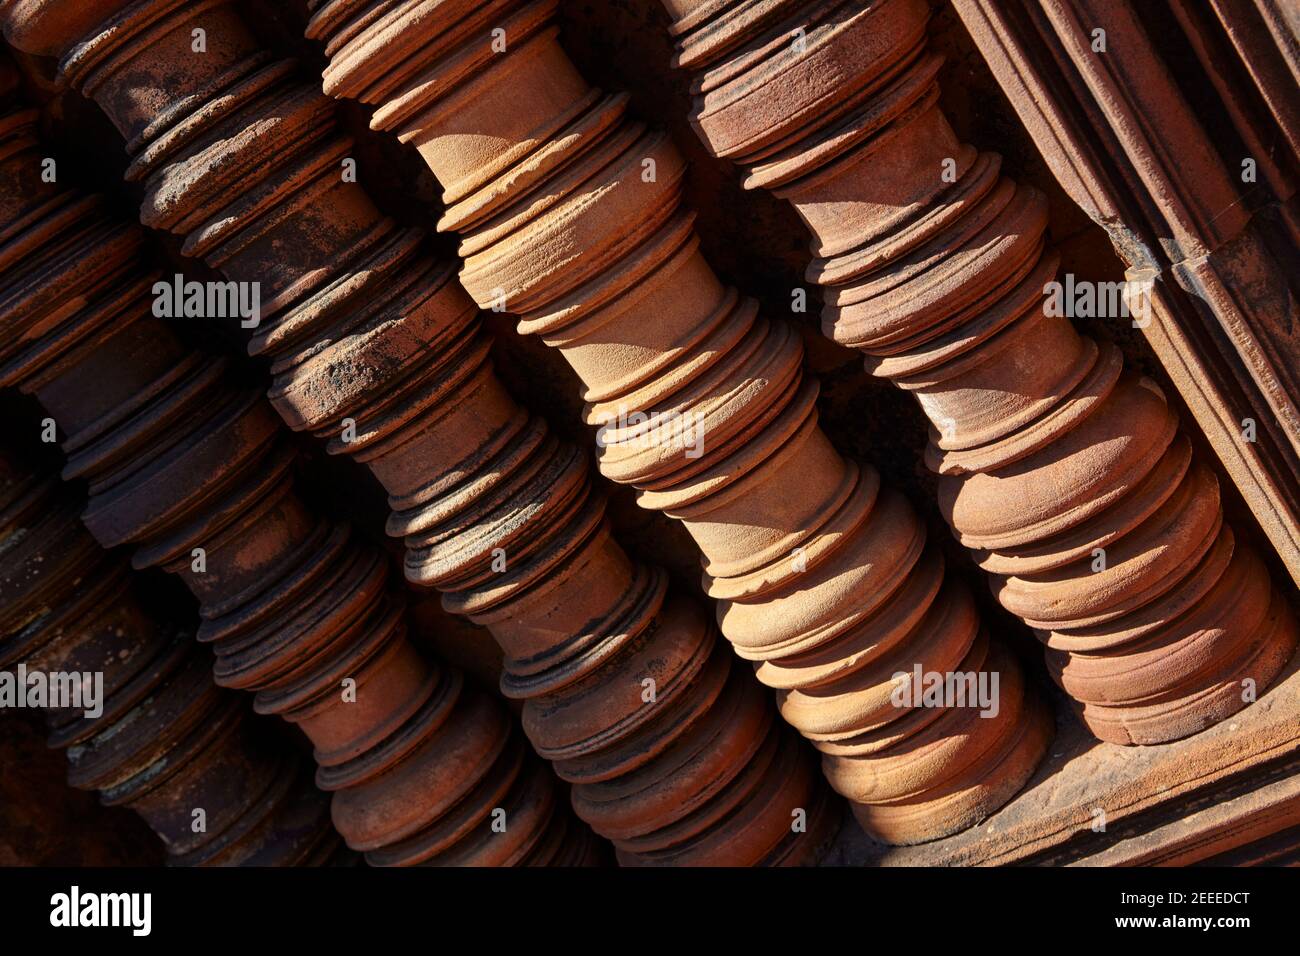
(0, 78, 598, 867)
(657, 0, 1299, 747)
(3, 0, 1291, 869)
(823, 650, 1300, 866)
(0, 439, 343, 865)
(0, 0, 834, 865)
(0, 709, 164, 866)
(297, 0, 1054, 844)
(947, 0, 1300, 588)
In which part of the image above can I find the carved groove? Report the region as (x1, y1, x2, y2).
(0, 98, 596, 867)
(0, 442, 344, 865)
(295, 0, 1053, 843)
(0, 0, 834, 862)
(659, 0, 1299, 743)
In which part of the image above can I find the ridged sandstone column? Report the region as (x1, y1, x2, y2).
(0, 4, 834, 863)
(0, 443, 342, 866)
(0, 99, 598, 867)
(657, 0, 1300, 745)
(297, 0, 1053, 843)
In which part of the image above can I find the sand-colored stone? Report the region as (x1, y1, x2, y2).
(658, 0, 1298, 746)
(296, 0, 1053, 844)
(0, 0, 834, 865)
(0, 90, 598, 867)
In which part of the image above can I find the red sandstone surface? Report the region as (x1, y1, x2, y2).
(0, 0, 1296, 868)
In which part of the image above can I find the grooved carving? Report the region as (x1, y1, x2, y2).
(657, 0, 1299, 744)
(0, 444, 344, 865)
(0, 1, 834, 863)
(0, 99, 598, 867)
(945, 0, 1300, 586)
(295, 0, 1053, 843)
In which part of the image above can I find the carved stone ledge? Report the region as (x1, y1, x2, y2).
(0, 1, 833, 864)
(949, 0, 1300, 589)
(0, 96, 598, 867)
(825, 654, 1300, 866)
(297, 0, 1053, 844)
(0, 444, 343, 866)
(658, 0, 1298, 747)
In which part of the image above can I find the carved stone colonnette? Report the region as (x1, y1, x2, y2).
(0, 439, 342, 865)
(297, 0, 1054, 844)
(0, 0, 833, 863)
(949, 0, 1300, 590)
(656, 0, 1298, 745)
(0, 93, 599, 867)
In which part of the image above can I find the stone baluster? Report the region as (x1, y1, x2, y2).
(0, 5, 831, 864)
(0, 442, 344, 865)
(656, 0, 1299, 745)
(0, 96, 597, 867)
(292, 0, 1053, 843)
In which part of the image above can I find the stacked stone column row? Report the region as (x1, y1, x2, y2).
(0, 0, 834, 862)
(656, 0, 1298, 745)
(0, 95, 597, 867)
(0, 439, 343, 865)
(295, 0, 1054, 843)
